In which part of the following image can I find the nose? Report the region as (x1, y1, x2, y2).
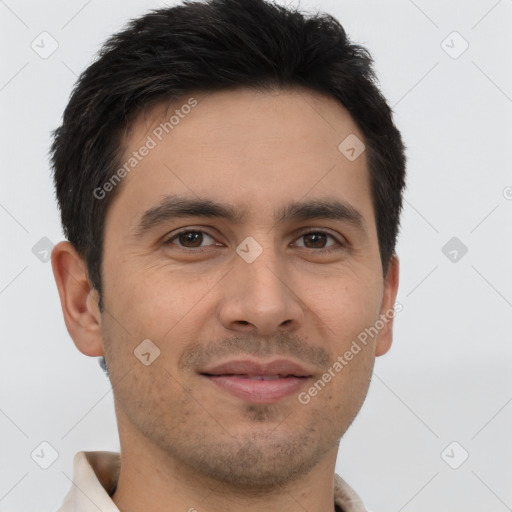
(217, 240, 305, 337)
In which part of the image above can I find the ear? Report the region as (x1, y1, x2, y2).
(51, 241, 104, 357)
(375, 254, 400, 357)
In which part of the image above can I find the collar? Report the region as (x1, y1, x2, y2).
(57, 451, 368, 512)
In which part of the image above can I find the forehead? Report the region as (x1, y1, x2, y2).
(130, 86, 364, 155)
(106, 86, 374, 233)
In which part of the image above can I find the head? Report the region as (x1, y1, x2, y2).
(51, 0, 405, 491)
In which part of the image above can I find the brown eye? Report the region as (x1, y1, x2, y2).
(295, 231, 340, 250)
(164, 230, 216, 249)
(303, 232, 328, 248)
(178, 231, 203, 247)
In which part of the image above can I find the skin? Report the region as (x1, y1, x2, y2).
(52, 87, 399, 512)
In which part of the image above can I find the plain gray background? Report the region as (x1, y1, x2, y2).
(1, 0, 511, 510)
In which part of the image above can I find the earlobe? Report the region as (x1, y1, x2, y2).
(375, 255, 400, 357)
(51, 241, 105, 357)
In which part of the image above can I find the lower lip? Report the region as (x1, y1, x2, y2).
(203, 375, 309, 403)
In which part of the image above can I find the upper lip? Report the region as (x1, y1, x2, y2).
(200, 359, 313, 378)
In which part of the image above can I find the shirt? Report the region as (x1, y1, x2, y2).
(56, 451, 369, 512)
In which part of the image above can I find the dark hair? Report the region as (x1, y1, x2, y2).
(50, 0, 406, 314)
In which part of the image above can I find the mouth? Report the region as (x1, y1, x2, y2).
(199, 359, 313, 403)
(203, 374, 304, 380)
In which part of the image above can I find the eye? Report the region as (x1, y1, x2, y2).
(163, 229, 344, 253)
(294, 230, 343, 252)
(164, 230, 219, 249)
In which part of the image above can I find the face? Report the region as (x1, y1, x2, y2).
(97, 87, 398, 489)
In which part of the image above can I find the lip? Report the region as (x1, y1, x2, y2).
(200, 359, 313, 378)
(199, 359, 313, 403)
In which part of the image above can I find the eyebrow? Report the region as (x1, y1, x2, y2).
(130, 194, 367, 239)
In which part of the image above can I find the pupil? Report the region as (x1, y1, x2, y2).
(306, 233, 325, 248)
(181, 231, 202, 247)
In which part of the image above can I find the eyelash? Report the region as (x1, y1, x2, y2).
(163, 229, 345, 254)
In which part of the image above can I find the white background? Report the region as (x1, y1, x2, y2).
(1, 0, 511, 510)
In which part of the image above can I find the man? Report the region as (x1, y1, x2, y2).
(50, 0, 406, 510)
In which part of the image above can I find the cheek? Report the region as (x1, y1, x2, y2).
(296, 341, 375, 441)
(304, 271, 383, 343)
(104, 262, 218, 352)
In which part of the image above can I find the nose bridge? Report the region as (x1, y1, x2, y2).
(236, 232, 289, 300)
(218, 232, 304, 334)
